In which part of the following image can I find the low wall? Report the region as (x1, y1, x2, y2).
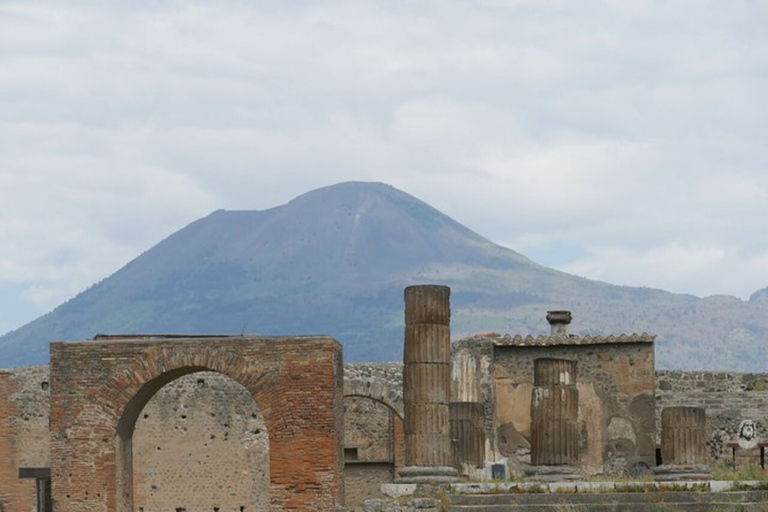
(656, 371, 768, 465)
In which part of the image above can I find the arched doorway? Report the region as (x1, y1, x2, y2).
(342, 396, 403, 507)
(342, 366, 405, 506)
(50, 335, 344, 512)
(132, 371, 269, 512)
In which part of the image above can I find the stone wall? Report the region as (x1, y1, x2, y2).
(344, 364, 403, 418)
(489, 336, 656, 477)
(656, 371, 768, 466)
(133, 372, 269, 512)
(343, 464, 395, 509)
(5, 356, 768, 512)
(343, 397, 397, 507)
(1, 362, 402, 512)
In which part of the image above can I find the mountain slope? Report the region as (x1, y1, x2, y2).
(1, 181, 766, 370)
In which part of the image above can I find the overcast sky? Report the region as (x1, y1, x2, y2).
(1, 1, 767, 336)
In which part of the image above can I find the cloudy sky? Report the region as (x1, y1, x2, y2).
(1, 0, 767, 336)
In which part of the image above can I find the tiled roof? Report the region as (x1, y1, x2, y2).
(485, 332, 656, 347)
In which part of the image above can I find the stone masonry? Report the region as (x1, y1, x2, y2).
(481, 330, 657, 477)
(49, 335, 344, 512)
(3, 349, 768, 512)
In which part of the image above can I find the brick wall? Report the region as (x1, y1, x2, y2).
(0, 367, 50, 512)
(1, 361, 405, 512)
(49, 335, 343, 512)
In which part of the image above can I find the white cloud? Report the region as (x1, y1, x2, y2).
(558, 243, 768, 299)
(0, 0, 767, 332)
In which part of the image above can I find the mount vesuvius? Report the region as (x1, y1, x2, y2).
(1, 181, 766, 370)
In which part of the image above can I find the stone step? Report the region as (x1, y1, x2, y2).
(448, 504, 768, 512)
(447, 491, 768, 512)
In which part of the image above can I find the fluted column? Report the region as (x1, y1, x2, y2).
(526, 358, 581, 481)
(655, 406, 710, 480)
(398, 285, 458, 482)
(530, 358, 579, 465)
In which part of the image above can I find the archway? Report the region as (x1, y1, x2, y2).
(131, 371, 269, 512)
(342, 368, 405, 506)
(342, 395, 403, 507)
(50, 335, 344, 512)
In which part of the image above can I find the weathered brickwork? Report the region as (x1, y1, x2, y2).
(0, 366, 50, 512)
(49, 335, 344, 512)
(5, 353, 768, 512)
(1, 362, 405, 512)
(656, 371, 768, 465)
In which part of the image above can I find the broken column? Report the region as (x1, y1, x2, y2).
(398, 284, 458, 482)
(450, 342, 487, 478)
(655, 406, 710, 480)
(526, 357, 581, 481)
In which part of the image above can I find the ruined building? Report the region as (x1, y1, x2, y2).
(1, 285, 767, 512)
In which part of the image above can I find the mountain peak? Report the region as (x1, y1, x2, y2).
(2, 182, 767, 371)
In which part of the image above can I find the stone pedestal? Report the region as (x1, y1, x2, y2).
(655, 407, 710, 481)
(527, 358, 581, 481)
(399, 285, 458, 483)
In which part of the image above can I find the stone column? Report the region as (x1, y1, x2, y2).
(399, 285, 458, 482)
(450, 343, 486, 477)
(526, 358, 581, 481)
(655, 406, 710, 480)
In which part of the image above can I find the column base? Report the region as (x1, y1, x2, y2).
(396, 466, 459, 483)
(524, 465, 582, 482)
(654, 464, 710, 481)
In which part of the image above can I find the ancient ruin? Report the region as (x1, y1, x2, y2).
(655, 406, 710, 480)
(50, 335, 344, 512)
(1, 285, 768, 512)
(526, 357, 581, 481)
(399, 285, 457, 483)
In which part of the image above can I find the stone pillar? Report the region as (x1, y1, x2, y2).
(526, 358, 581, 481)
(655, 406, 710, 480)
(399, 285, 458, 482)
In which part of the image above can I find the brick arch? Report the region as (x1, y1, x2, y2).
(343, 376, 403, 420)
(107, 344, 278, 436)
(50, 335, 344, 512)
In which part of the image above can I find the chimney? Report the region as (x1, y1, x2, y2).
(546, 310, 572, 336)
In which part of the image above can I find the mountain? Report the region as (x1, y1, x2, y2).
(1, 181, 766, 371)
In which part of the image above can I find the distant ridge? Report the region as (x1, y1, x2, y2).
(1, 181, 766, 370)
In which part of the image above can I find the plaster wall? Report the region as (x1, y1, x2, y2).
(491, 340, 656, 476)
